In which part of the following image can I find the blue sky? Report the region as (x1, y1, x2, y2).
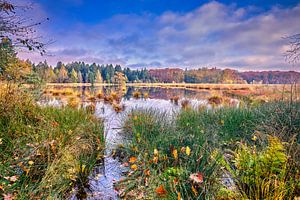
(18, 0, 300, 70)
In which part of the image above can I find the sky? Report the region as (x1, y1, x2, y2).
(16, 0, 300, 71)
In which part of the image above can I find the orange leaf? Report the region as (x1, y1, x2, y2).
(144, 169, 150, 176)
(177, 192, 181, 200)
(173, 178, 179, 185)
(129, 156, 137, 163)
(153, 156, 158, 164)
(172, 149, 178, 159)
(192, 185, 198, 196)
(155, 185, 167, 197)
(131, 164, 138, 171)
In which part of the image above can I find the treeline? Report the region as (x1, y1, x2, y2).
(32, 61, 155, 83)
(184, 68, 246, 84)
(31, 61, 300, 84)
(239, 71, 300, 84)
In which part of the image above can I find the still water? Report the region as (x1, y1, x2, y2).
(40, 85, 227, 199)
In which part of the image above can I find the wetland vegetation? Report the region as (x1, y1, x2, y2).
(0, 0, 300, 199)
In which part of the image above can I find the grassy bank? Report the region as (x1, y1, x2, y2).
(117, 101, 300, 199)
(0, 85, 104, 199)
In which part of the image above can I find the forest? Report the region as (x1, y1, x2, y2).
(30, 60, 300, 84)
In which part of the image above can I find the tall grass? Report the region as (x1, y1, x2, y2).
(117, 110, 223, 199)
(0, 85, 104, 199)
(117, 101, 300, 199)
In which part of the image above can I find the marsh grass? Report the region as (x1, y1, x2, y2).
(117, 109, 223, 199)
(207, 95, 223, 106)
(117, 100, 300, 199)
(0, 86, 104, 199)
(170, 96, 179, 105)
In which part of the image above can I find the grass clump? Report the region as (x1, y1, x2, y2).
(117, 101, 300, 199)
(117, 110, 222, 199)
(0, 86, 104, 199)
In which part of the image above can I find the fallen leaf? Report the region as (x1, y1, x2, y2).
(153, 156, 158, 164)
(9, 176, 18, 182)
(155, 185, 167, 197)
(144, 177, 148, 186)
(189, 172, 204, 184)
(129, 156, 137, 163)
(180, 147, 186, 153)
(3, 193, 13, 200)
(144, 169, 150, 176)
(154, 149, 159, 156)
(172, 149, 178, 160)
(177, 192, 181, 200)
(191, 185, 198, 196)
(173, 178, 179, 185)
(131, 164, 138, 171)
(81, 164, 86, 172)
(186, 146, 191, 156)
(23, 167, 29, 174)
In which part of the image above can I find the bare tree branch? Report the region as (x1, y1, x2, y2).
(284, 33, 300, 64)
(0, 0, 51, 55)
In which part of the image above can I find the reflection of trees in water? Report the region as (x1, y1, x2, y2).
(124, 87, 133, 100)
(46, 85, 215, 101)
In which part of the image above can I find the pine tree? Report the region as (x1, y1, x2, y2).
(105, 73, 110, 84)
(88, 71, 95, 86)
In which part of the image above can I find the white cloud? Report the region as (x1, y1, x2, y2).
(18, 1, 300, 70)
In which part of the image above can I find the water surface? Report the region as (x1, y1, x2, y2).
(41, 85, 225, 199)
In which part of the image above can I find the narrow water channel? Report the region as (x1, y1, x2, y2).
(83, 98, 207, 199)
(39, 86, 216, 199)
